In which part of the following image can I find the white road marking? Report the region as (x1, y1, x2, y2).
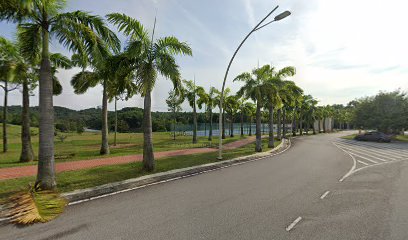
(335, 142, 400, 161)
(347, 152, 379, 164)
(320, 191, 330, 199)
(334, 138, 408, 181)
(339, 140, 408, 156)
(357, 160, 370, 166)
(286, 217, 302, 232)
(333, 142, 356, 182)
(335, 145, 390, 162)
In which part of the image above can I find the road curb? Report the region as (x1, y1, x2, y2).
(62, 139, 291, 204)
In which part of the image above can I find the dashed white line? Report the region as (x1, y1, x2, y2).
(320, 191, 330, 199)
(286, 217, 302, 232)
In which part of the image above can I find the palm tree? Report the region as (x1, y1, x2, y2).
(71, 51, 131, 156)
(18, 52, 71, 162)
(197, 86, 217, 141)
(0, 0, 120, 190)
(244, 102, 256, 136)
(237, 98, 251, 137)
(225, 95, 239, 137)
(234, 65, 271, 152)
(166, 89, 184, 140)
(214, 87, 231, 139)
(279, 80, 303, 139)
(108, 13, 192, 171)
(0, 36, 19, 153)
(183, 79, 204, 144)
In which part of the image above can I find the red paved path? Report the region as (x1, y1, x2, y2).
(0, 136, 256, 180)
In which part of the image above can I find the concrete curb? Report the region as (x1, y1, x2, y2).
(62, 138, 291, 204)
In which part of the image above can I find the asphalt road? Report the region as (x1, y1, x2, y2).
(1, 132, 408, 240)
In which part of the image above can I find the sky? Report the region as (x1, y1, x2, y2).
(1, 0, 408, 112)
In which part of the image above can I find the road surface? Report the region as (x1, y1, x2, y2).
(1, 132, 408, 240)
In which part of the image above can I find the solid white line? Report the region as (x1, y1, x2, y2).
(286, 217, 302, 232)
(333, 142, 356, 182)
(357, 160, 370, 166)
(320, 191, 330, 199)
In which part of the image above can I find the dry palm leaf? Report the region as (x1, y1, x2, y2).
(3, 187, 67, 225)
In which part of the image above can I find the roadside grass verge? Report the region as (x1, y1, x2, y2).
(0, 124, 246, 168)
(341, 134, 357, 140)
(395, 135, 408, 142)
(0, 139, 281, 200)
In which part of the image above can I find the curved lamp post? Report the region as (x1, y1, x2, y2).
(217, 6, 291, 160)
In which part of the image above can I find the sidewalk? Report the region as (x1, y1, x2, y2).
(0, 136, 257, 180)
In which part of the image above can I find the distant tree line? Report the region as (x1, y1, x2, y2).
(350, 90, 408, 134)
(0, 105, 222, 133)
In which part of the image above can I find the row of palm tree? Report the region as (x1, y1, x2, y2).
(0, 1, 343, 191)
(0, 1, 191, 189)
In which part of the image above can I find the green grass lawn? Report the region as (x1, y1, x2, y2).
(395, 135, 408, 142)
(0, 138, 281, 200)
(341, 134, 357, 140)
(0, 124, 246, 168)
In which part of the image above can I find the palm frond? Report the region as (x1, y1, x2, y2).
(50, 53, 72, 69)
(17, 23, 41, 63)
(0, 0, 32, 22)
(156, 51, 181, 85)
(276, 66, 296, 78)
(53, 77, 63, 95)
(106, 13, 149, 42)
(54, 11, 120, 53)
(233, 72, 251, 82)
(71, 71, 100, 94)
(3, 187, 67, 224)
(154, 36, 192, 56)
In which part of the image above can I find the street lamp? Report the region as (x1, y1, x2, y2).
(217, 6, 291, 160)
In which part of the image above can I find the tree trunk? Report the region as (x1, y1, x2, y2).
(2, 80, 7, 153)
(36, 27, 56, 190)
(249, 116, 252, 136)
(20, 79, 34, 162)
(230, 113, 234, 137)
(268, 105, 274, 148)
(100, 81, 110, 155)
(292, 109, 297, 136)
(312, 120, 317, 134)
(282, 108, 287, 139)
(143, 90, 155, 171)
(208, 109, 213, 141)
(114, 97, 117, 146)
(255, 101, 262, 152)
(299, 113, 303, 136)
(193, 103, 197, 144)
(277, 109, 282, 140)
(304, 121, 308, 134)
(318, 119, 321, 133)
(240, 112, 244, 137)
